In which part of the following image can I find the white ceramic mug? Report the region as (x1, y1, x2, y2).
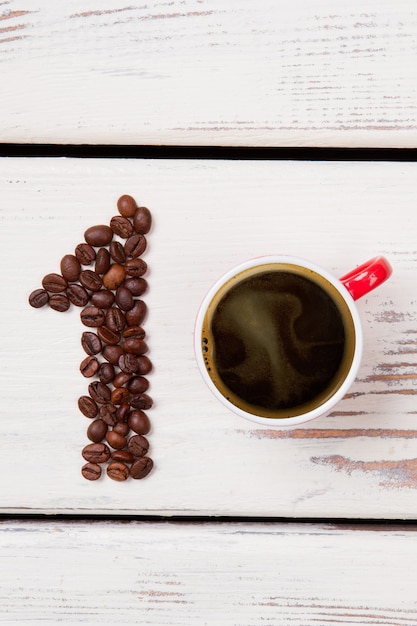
(194, 255, 392, 426)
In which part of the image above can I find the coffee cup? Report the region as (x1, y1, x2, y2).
(194, 255, 392, 426)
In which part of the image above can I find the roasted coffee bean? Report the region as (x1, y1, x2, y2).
(111, 449, 134, 464)
(79, 269, 103, 292)
(103, 264, 126, 290)
(124, 258, 147, 277)
(136, 355, 152, 375)
(29, 289, 49, 308)
(133, 206, 152, 234)
(60, 254, 81, 282)
(113, 421, 130, 437)
(80, 306, 105, 327)
(116, 403, 130, 423)
(130, 456, 153, 479)
(66, 283, 89, 307)
(106, 430, 127, 450)
(78, 395, 98, 418)
(81, 331, 102, 355)
(115, 286, 134, 311)
(125, 300, 147, 326)
(97, 326, 120, 345)
(118, 353, 139, 374)
(87, 419, 108, 443)
(130, 393, 153, 410)
(110, 215, 133, 239)
(111, 387, 130, 405)
(75, 243, 96, 265)
(90, 289, 115, 309)
(42, 273, 67, 293)
(127, 376, 149, 394)
(102, 344, 124, 365)
(88, 381, 111, 404)
(81, 462, 102, 481)
(80, 355, 100, 378)
(95, 247, 111, 275)
(82, 442, 111, 463)
(98, 362, 116, 385)
(123, 337, 148, 355)
(128, 409, 151, 435)
(113, 371, 131, 388)
(84, 224, 113, 247)
(122, 325, 146, 340)
(109, 241, 126, 264)
(127, 434, 149, 458)
(106, 307, 126, 332)
(107, 461, 129, 481)
(49, 293, 70, 312)
(117, 194, 137, 218)
(124, 234, 147, 259)
(99, 403, 118, 426)
(123, 277, 148, 296)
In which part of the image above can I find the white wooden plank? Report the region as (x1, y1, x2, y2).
(1, 520, 417, 625)
(0, 157, 416, 517)
(0, 0, 416, 147)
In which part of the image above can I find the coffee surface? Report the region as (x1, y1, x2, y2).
(205, 270, 347, 414)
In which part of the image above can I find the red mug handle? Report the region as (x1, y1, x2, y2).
(340, 256, 392, 301)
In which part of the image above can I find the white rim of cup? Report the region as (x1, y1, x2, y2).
(194, 255, 364, 427)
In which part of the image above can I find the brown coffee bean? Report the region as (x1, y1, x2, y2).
(81, 331, 102, 356)
(107, 461, 129, 481)
(123, 337, 148, 355)
(122, 326, 146, 339)
(111, 449, 134, 464)
(80, 355, 100, 378)
(116, 403, 131, 423)
(79, 269, 103, 292)
(127, 434, 149, 458)
(66, 284, 89, 307)
(49, 293, 70, 312)
(127, 376, 149, 394)
(109, 241, 126, 264)
(113, 421, 130, 437)
(125, 300, 147, 326)
(87, 419, 108, 443)
(97, 326, 120, 345)
(78, 395, 98, 418)
(90, 289, 115, 309)
(98, 362, 116, 385)
(106, 307, 126, 332)
(113, 371, 131, 388)
(75, 243, 96, 265)
(80, 306, 105, 327)
(123, 277, 148, 296)
(128, 409, 151, 435)
(106, 430, 127, 450)
(42, 273, 67, 293)
(82, 442, 111, 463)
(81, 462, 102, 481)
(136, 355, 152, 375)
(110, 215, 134, 239)
(130, 393, 153, 410)
(84, 224, 113, 247)
(117, 194, 137, 218)
(102, 344, 125, 365)
(29, 289, 49, 308)
(95, 247, 111, 275)
(103, 264, 126, 290)
(124, 234, 147, 258)
(115, 286, 134, 311)
(133, 206, 152, 234)
(99, 403, 118, 426)
(60, 254, 81, 282)
(130, 457, 153, 479)
(118, 353, 139, 374)
(124, 258, 147, 277)
(88, 381, 111, 404)
(111, 387, 130, 405)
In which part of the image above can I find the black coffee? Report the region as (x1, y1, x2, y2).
(202, 264, 355, 418)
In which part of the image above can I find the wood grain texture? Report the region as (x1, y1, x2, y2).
(1, 520, 417, 625)
(0, 0, 416, 146)
(0, 157, 416, 517)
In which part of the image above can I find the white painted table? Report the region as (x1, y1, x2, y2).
(1, 1, 417, 623)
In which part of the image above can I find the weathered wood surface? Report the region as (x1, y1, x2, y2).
(1, 519, 417, 625)
(0, 157, 416, 517)
(1, 0, 417, 147)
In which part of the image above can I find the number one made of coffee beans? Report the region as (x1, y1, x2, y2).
(29, 195, 154, 482)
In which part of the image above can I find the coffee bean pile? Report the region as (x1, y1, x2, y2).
(29, 195, 154, 482)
